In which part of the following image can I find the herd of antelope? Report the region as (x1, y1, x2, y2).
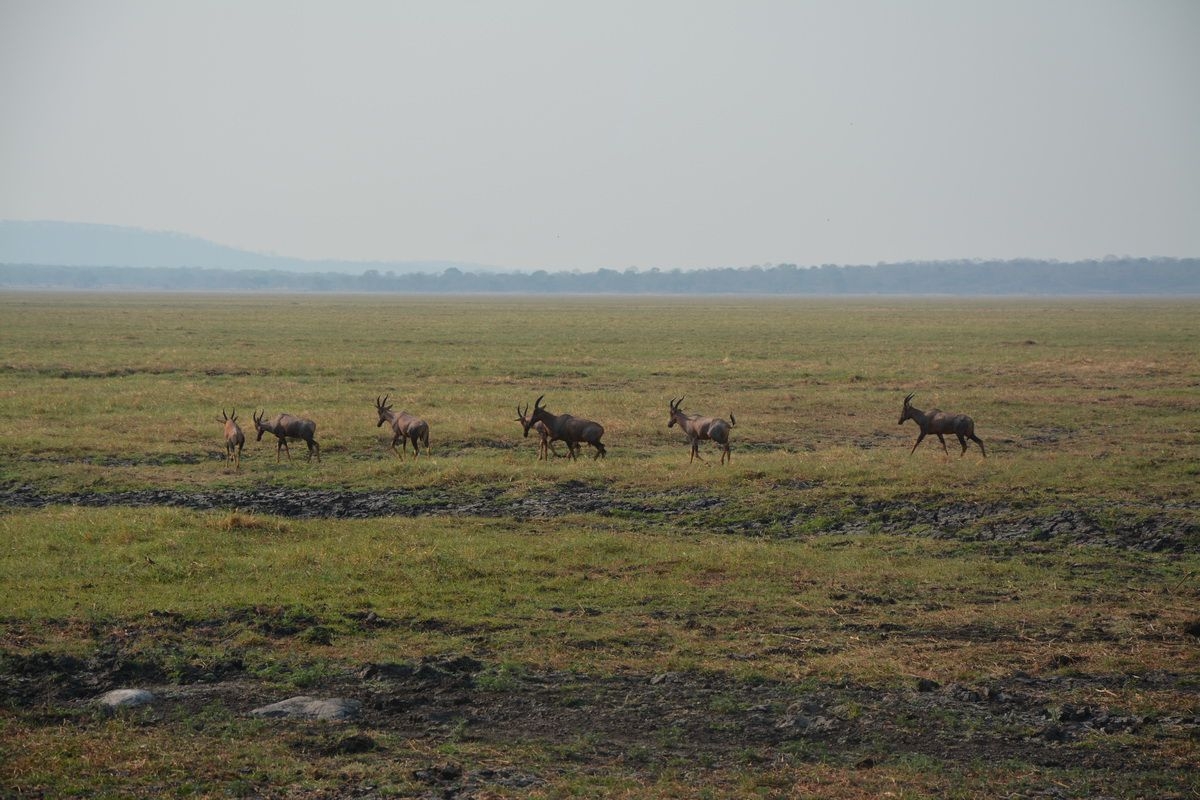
(216, 393, 985, 470)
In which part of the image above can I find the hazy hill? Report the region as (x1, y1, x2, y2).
(0, 220, 495, 274)
(3, 258, 1197, 295)
(2, 220, 1197, 295)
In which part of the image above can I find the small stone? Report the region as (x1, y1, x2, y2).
(1040, 724, 1068, 742)
(413, 762, 463, 784)
(334, 734, 377, 754)
(96, 689, 155, 709)
(249, 696, 361, 721)
(776, 714, 811, 731)
(951, 685, 983, 703)
(776, 714, 836, 734)
(1044, 652, 1080, 669)
(1057, 704, 1093, 722)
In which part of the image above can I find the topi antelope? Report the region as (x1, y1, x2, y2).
(253, 409, 320, 462)
(898, 393, 986, 458)
(668, 397, 736, 464)
(521, 395, 606, 460)
(216, 408, 245, 470)
(375, 395, 430, 459)
(515, 404, 562, 460)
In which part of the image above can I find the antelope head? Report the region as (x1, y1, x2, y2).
(667, 396, 685, 428)
(515, 404, 534, 437)
(375, 395, 394, 427)
(898, 393, 915, 425)
(253, 409, 267, 440)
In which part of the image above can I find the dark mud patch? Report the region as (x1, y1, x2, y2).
(0, 484, 451, 519)
(0, 365, 187, 380)
(0, 482, 719, 522)
(344, 659, 1198, 778)
(755, 496, 1199, 553)
(1, 483, 1196, 551)
(4, 648, 1196, 791)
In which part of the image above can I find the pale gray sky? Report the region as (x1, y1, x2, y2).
(2, 1, 1197, 270)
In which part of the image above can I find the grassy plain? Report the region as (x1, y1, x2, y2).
(2, 293, 1197, 498)
(1, 293, 1198, 798)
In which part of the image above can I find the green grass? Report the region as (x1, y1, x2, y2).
(1, 293, 1198, 798)
(1, 294, 1197, 504)
(2, 505, 1195, 686)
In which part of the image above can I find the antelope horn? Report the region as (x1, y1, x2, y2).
(904, 393, 915, 405)
(535, 394, 545, 410)
(230, 409, 237, 422)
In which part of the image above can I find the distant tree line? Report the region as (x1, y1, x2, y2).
(1, 258, 1197, 295)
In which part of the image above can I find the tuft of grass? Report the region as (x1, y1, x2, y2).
(207, 512, 289, 534)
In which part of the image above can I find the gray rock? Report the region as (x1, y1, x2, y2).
(249, 696, 361, 721)
(775, 714, 837, 734)
(96, 688, 155, 709)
